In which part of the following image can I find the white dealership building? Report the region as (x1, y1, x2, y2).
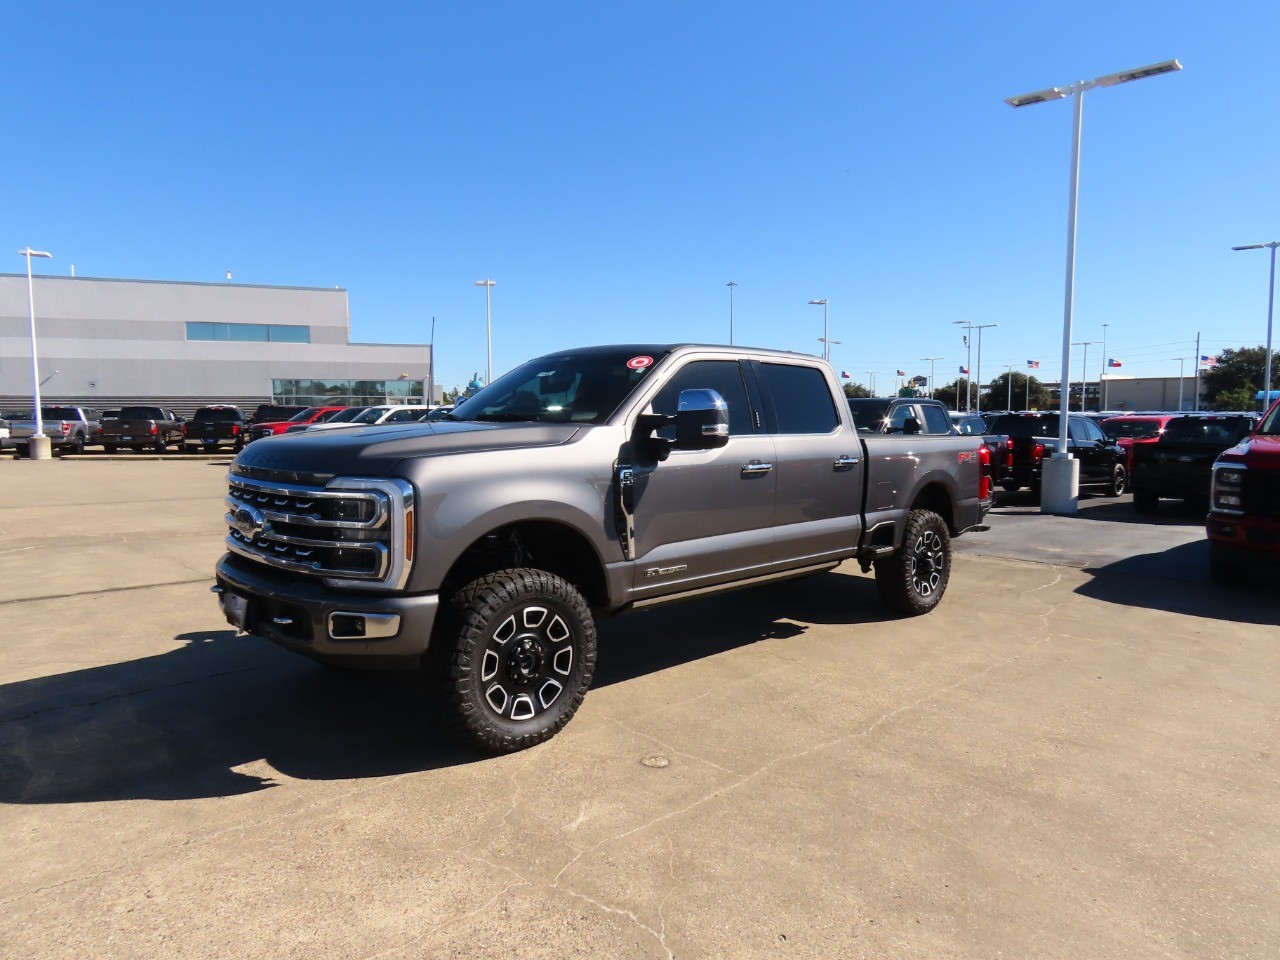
(0, 273, 433, 416)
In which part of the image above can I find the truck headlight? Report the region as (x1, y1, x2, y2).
(1211, 465, 1246, 514)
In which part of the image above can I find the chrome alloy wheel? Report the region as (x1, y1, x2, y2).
(909, 529, 946, 598)
(479, 605, 575, 722)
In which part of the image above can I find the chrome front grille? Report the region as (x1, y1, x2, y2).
(225, 474, 414, 589)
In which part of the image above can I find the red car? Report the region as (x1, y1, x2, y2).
(245, 405, 347, 443)
(1206, 399, 1280, 582)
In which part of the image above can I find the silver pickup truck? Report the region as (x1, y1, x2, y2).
(6, 405, 101, 456)
(215, 344, 991, 752)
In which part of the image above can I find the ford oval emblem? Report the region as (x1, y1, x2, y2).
(231, 505, 265, 540)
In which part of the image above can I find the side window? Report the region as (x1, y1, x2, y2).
(756, 363, 839, 435)
(1084, 420, 1107, 443)
(384, 409, 417, 423)
(885, 404, 916, 434)
(1068, 419, 1090, 442)
(921, 405, 952, 435)
(649, 360, 754, 437)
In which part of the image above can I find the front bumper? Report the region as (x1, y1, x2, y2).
(1206, 512, 1280, 559)
(215, 553, 440, 668)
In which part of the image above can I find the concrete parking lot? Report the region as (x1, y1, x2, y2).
(1, 461, 1277, 959)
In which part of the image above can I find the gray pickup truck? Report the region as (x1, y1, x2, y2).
(215, 344, 991, 752)
(7, 405, 101, 456)
(101, 405, 184, 453)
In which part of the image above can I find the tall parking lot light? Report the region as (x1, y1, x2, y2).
(1006, 58, 1181, 514)
(474, 279, 496, 386)
(808, 299, 830, 360)
(954, 321, 974, 411)
(1231, 242, 1278, 404)
(1072, 340, 1098, 410)
(726, 281, 738, 345)
(19, 247, 53, 454)
(920, 357, 944, 398)
(972, 323, 998, 413)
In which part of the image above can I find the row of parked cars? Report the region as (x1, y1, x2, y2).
(0, 402, 455, 456)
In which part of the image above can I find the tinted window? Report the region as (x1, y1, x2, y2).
(382, 408, 419, 423)
(650, 360, 753, 436)
(1068, 419, 1090, 442)
(454, 348, 669, 425)
(1082, 419, 1107, 443)
(1164, 417, 1255, 445)
(886, 404, 917, 434)
(193, 408, 244, 422)
(847, 398, 891, 432)
(956, 415, 986, 436)
(990, 414, 1059, 438)
(1102, 418, 1164, 440)
(921, 404, 952, 435)
(118, 407, 165, 419)
(41, 407, 81, 420)
(757, 363, 838, 435)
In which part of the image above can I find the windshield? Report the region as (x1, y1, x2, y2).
(846, 399, 891, 432)
(1164, 416, 1256, 444)
(288, 407, 320, 422)
(451, 349, 669, 424)
(194, 408, 243, 422)
(327, 407, 368, 423)
(119, 407, 165, 419)
(1259, 401, 1280, 435)
(990, 414, 1060, 438)
(351, 407, 390, 424)
(1102, 418, 1164, 440)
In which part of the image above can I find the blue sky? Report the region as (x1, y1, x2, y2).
(3, 2, 1277, 394)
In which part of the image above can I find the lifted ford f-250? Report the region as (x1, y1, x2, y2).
(215, 344, 991, 752)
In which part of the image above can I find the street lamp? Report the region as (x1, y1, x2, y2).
(1231, 241, 1278, 405)
(726, 281, 738, 345)
(920, 357, 944, 399)
(972, 323, 998, 413)
(474, 279, 496, 386)
(865, 370, 877, 396)
(808, 299, 830, 360)
(1072, 340, 1098, 411)
(1100, 322, 1110, 410)
(19, 247, 53, 455)
(954, 320, 974, 412)
(1006, 58, 1182, 514)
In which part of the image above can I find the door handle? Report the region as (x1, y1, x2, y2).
(740, 460, 773, 477)
(833, 455, 859, 471)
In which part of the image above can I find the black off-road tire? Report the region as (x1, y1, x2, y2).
(1107, 463, 1128, 497)
(429, 568, 597, 753)
(66, 434, 85, 456)
(874, 509, 952, 617)
(1132, 487, 1158, 514)
(155, 435, 169, 454)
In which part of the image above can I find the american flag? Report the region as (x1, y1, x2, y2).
(896, 369, 906, 377)
(1201, 355, 1219, 368)
(1026, 360, 1040, 369)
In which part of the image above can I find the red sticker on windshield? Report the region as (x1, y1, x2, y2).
(627, 355, 653, 370)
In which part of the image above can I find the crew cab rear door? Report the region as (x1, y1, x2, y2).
(627, 358, 776, 597)
(751, 360, 864, 563)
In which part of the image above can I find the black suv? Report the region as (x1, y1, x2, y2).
(988, 412, 1127, 498)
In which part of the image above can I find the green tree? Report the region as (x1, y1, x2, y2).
(443, 386, 462, 403)
(1200, 346, 1267, 407)
(1211, 386, 1258, 412)
(842, 381, 871, 399)
(934, 378, 976, 410)
(983, 372, 1052, 411)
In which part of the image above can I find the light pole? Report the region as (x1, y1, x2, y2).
(920, 357, 944, 399)
(1072, 340, 1098, 411)
(808, 299, 830, 360)
(1178, 357, 1187, 410)
(865, 370, 877, 396)
(972, 323, 998, 413)
(1100, 322, 1110, 409)
(1231, 241, 1278, 405)
(954, 321, 975, 411)
(19, 247, 53, 458)
(726, 281, 738, 345)
(1006, 58, 1181, 513)
(474, 279, 496, 386)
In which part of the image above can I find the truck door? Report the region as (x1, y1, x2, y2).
(627, 358, 776, 599)
(751, 360, 864, 563)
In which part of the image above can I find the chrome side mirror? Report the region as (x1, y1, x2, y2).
(675, 389, 730, 450)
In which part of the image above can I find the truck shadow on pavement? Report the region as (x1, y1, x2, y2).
(1074, 540, 1278, 625)
(0, 570, 890, 805)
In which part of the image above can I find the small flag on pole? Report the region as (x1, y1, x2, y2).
(1107, 358, 1123, 368)
(1027, 360, 1040, 369)
(841, 370, 851, 379)
(959, 365, 969, 375)
(1200, 355, 1219, 368)
(896, 369, 906, 377)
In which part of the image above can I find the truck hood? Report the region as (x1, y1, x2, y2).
(232, 420, 584, 482)
(1218, 433, 1280, 468)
